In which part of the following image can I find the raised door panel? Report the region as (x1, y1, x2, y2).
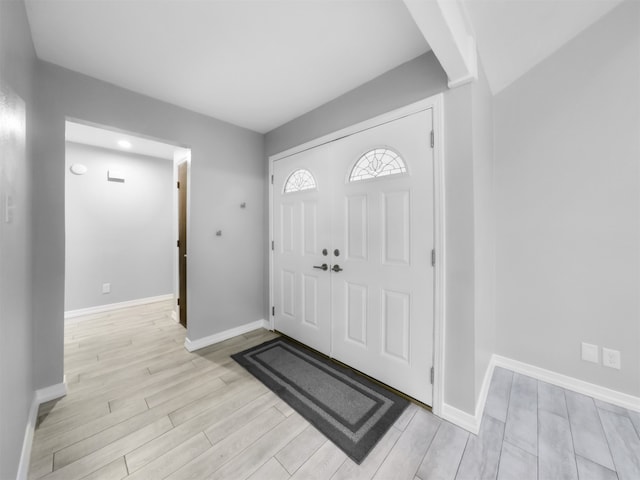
(346, 195, 368, 261)
(382, 190, 410, 266)
(302, 274, 319, 326)
(346, 282, 367, 345)
(382, 289, 410, 363)
(302, 201, 318, 256)
(280, 202, 295, 254)
(281, 270, 296, 318)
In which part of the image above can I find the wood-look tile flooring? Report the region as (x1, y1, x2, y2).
(28, 300, 640, 479)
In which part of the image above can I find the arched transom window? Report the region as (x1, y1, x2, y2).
(284, 169, 317, 193)
(349, 148, 407, 182)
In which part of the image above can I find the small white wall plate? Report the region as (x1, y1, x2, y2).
(107, 170, 125, 181)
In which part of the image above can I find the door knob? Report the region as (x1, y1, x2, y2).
(331, 264, 343, 272)
(313, 264, 329, 271)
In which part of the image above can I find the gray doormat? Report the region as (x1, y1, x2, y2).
(231, 337, 409, 464)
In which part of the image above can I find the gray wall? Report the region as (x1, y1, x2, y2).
(0, 1, 36, 477)
(440, 63, 497, 413)
(495, 1, 640, 396)
(65, 143, 173, 311)
(33, 62, 265, 390)
(472, 65, 496, 400)
(442, 82, 476, 413)
(265, 52, 448, 156)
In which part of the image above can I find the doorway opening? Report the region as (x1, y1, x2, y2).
(177, 158, 188, 327)
(63, 120, 191, 336)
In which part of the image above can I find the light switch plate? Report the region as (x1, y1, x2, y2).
(581, 342, 599, 363)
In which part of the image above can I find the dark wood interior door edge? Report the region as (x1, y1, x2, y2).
(178, 161, 188, 327)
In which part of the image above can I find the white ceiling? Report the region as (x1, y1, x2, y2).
(26, 0, 624, 133)
(461, 0, 624, 94)
(65, 121, 187, 160)
(25, 0, 430, 133)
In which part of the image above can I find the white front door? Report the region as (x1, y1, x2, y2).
(272, 109, 435, 405)
(330, 110, 434, 403)
(272, 144, 332, 354)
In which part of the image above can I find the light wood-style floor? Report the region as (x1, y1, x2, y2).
(28, 300, 640, 479)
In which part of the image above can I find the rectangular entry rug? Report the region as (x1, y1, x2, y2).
(231, 337, 409, 464)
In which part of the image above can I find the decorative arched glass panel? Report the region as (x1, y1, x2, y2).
(284, 169, 317, 193)
(349, 148, 407, 182)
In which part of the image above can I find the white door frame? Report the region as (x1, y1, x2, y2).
(268, 94, 446, 417)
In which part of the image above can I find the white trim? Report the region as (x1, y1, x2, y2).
(430, 94, 446, 418)
(474, 358, 495, 425)
(171, 310, 178, 323)
(268, 95, 446, 412)
(270, 97, 444, 162)
(440, 402, 481, 435)
(268, 154, 275, 332)
(439, 359, 494, 435)
(493, 355, 640, 413)
(447, 72, 477, 89)
(64, 294, 174, 320)
(16, 398, 38, 480)
(402, 0, 477, 89)
(35, 380, 68, 404)
(17, 381, 67, 480)
(439, 354, 640, 436)
(184, 319, 269, 352)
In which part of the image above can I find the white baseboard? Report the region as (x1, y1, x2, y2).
(64, 294, 174, 320)
(184, 319, 269, 352)
(17, 380, 67, 480)
(493, 355, 640, 412)
(16, 398, 38, 480)
(439, 359, 494, 435)
(171, 310, 178, 323)
(35, 379, 68, 404)
(439, 353, 640, 436)
(440, 403, 481, 435)
(473, 358, 496, 429)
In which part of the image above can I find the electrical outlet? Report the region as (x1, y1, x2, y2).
(102, 283, 111, 294)
(602, 348, 621, 370)
(4, 193, 14, 224)
(581, 342, 599, 363)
